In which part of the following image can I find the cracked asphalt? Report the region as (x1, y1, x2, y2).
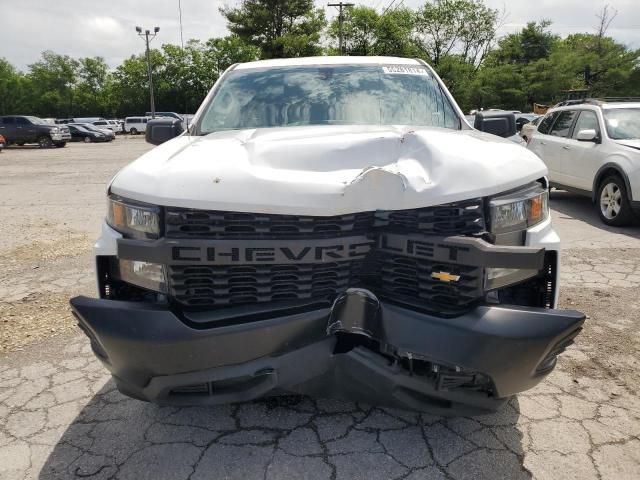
(1, 141, 640, 479)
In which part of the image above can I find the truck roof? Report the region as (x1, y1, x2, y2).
(234, 56, 423, 70)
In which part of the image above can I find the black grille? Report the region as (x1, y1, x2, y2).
(166, 200, 487, 315)
(166, 209, 375, 239)
(374, 253, 483, 315)
(375, 199, 485, 236)
(170, 262, 361, 307)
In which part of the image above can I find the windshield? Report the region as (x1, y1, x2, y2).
(198, 65, 460, 135)
(604, 108, 640, 140)
(26, 116, 47, 125)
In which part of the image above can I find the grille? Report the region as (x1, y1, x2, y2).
(374, 253, 483, 315)
(166, 200, 487, 315)
(166, 209, 375, 239)
(375, 199, 485, 236)
(169, 262, 361, 307)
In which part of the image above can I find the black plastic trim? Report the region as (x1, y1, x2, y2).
(70, 293, 584, 413)
(118, 235, 545, 269)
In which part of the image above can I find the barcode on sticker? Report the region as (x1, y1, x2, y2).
(382, 65, 429, 75)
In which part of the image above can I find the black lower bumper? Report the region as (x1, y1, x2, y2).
(70, 291, 584, 415)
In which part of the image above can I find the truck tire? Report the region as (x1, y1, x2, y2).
(130, 128, 138, 135)
(38, 136, 53, 149)
(597, 175, 634, 226)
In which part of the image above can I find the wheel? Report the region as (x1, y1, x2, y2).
(54, 142, 66, 148)
(597, 175, 634, 226)
(38, 136, 53, 148)
(83, 136, 91, 143)
(129, 128, 138, 135)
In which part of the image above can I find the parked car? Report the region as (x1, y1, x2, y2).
(528, 98, 640, 225)
(520, 116, 542, 143)
(146, 111, 183, 121)
(92, 119, 118, 134)
(108, 119, 124, 133)
(123, 116, 150, 134)
(0, 134, 5, 152)
(73, 117, 104, 124)
(71, 123, 115, 141)
(71, 56, 585, 416)
(0, 115, 71, 148)
(67, 124, 109, 143)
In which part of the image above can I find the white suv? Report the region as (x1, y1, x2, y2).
(528, 100, 640, 226)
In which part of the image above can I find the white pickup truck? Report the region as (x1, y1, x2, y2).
(70, 56, 584, 415)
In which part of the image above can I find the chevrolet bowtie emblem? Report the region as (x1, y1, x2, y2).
(431, 271, 461, 283)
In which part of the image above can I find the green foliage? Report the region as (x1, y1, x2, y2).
(492, 21, 558, 65)
(221, 0, 326, 58)
(416, 0, 499, 66)
(327, 6, 421, 57)
(1, 1, 639, 118)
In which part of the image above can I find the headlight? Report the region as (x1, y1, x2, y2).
(118, 259, 167, 293)
(107, 196, 160, 239)
(489, 184, 548, 234)
(50, 127, 59, 133)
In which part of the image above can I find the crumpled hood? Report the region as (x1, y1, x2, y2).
(110, 125, 548, 215)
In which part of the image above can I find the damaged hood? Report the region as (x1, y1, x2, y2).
(110, 125, 548, 215)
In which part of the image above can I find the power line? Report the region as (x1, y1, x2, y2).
(382, 0, 398, 15)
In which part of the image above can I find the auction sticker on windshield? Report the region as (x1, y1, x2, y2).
(382, 65, 429, 75)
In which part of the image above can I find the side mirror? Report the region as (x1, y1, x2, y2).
(146, 118, 184, 145)
(576, 129, 598, 142)
(474, 111, 517, 138)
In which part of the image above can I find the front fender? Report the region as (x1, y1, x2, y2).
(592, 157, 639, 202)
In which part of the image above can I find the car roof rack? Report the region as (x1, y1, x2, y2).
(554, 97, 640, 108)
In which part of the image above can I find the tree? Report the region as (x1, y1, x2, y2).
(492, 21, 558, 65)
(220, 0, 326, 58)
(74, 57, 109, 115)
(27, 51, 79, 117)
(0, 59, 28, 115)
(327, 6, 420, 57)
(416, 0, 500, 66)
(328, 6, 379, 55)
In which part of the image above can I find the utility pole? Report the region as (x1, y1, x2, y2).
(328, 2, 354, 54)
(136, 26, 160, 118)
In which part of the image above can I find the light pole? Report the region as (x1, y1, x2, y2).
(136, 26, 159, 118)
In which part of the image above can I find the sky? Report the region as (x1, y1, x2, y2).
(1, 0, 639, 71)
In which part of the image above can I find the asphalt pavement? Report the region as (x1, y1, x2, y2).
(1, 140, 639, 479)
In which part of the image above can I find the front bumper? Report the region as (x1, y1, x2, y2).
(70, 291, 584, 415)
(51, 132, 72, 141)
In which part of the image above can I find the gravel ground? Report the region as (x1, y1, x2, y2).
(0, 140, 639, 479)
